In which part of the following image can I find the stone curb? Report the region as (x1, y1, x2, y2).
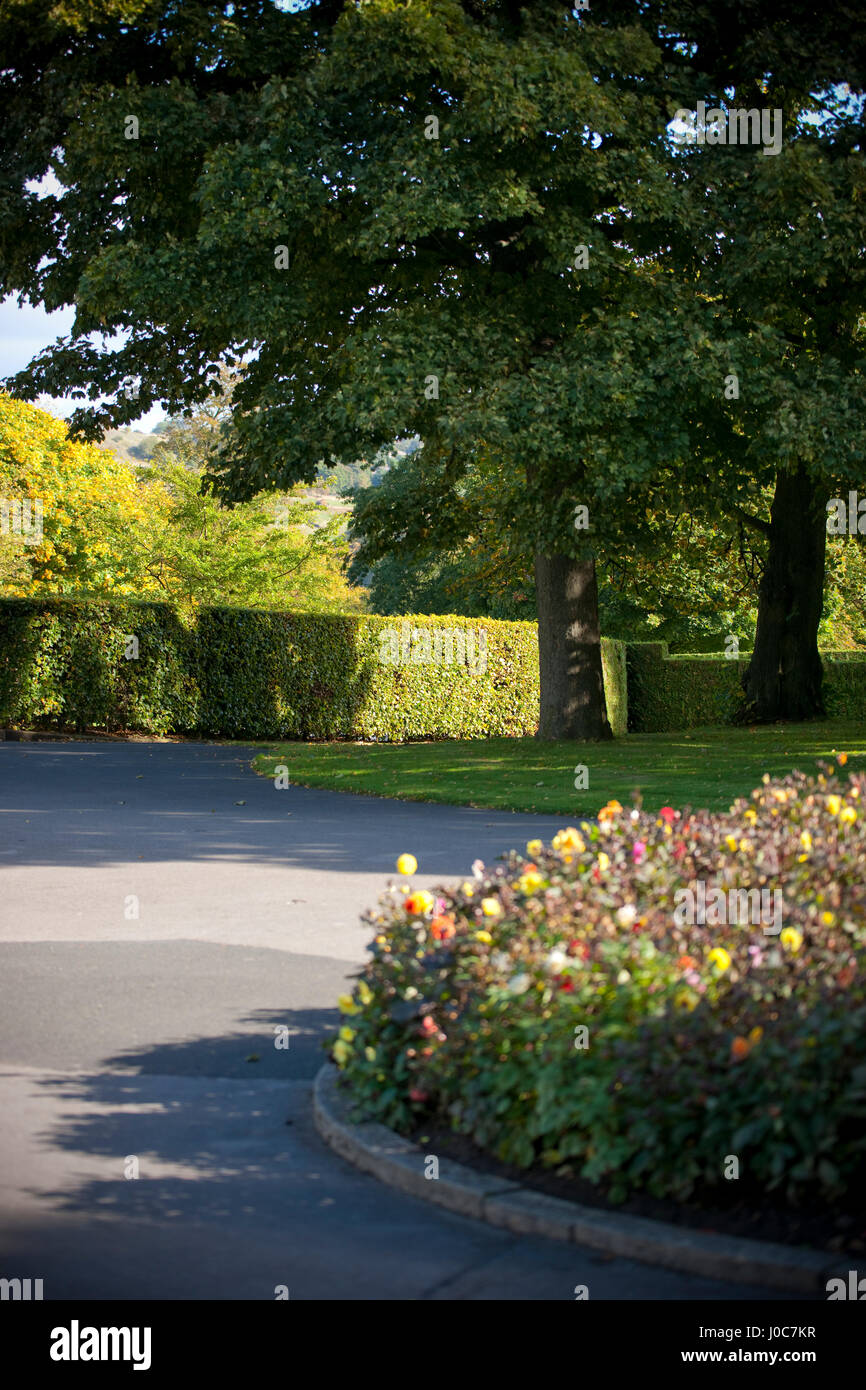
(313, 1063, 840, 1295)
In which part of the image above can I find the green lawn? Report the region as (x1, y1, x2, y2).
(252, 720, 866, 815)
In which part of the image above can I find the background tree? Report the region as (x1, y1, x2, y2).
(0, 393, 150, 595)
(133, 431, 363, 612)
(0, 395, 364, 611)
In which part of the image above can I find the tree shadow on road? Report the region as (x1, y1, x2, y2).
(26, 1007, 353, 1228)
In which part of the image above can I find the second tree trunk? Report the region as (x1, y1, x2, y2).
(742, 466, 827, 722)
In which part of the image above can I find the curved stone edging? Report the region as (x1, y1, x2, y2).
(313, 1063, 844, 1295)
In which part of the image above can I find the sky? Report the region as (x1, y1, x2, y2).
(0, 295, 165, 431)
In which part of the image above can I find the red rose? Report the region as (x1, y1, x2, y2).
(659, 807, 678, 824)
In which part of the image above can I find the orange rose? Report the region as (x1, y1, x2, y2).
(431, 914, 457, 941)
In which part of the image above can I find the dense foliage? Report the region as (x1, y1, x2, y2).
(0, 396, 363, 612)
(0, 597, 552, 739)
(333, 761, 866, 1206)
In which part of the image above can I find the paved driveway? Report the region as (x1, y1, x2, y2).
(0, 740, 782, 1299)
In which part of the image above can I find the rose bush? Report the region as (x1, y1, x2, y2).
(332, 759, 866, 1205)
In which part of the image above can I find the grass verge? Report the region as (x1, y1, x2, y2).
(253, 719, 866, 814)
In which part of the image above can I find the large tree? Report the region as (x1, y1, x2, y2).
(668, 100, 866, 719)
(1, 0, 680, 738)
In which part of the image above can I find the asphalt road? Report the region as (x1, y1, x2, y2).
(0, 740, 785, 1300)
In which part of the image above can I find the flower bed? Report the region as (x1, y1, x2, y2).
(332, 759, 866, 1209)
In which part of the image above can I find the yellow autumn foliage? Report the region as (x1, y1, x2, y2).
(0, 394, 152, 596)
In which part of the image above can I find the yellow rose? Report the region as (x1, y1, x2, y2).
(337, 994, 359, 1015)
(780, 927, 803, 953)
(481, 898, 501, 917)
(517, 871, 545, 894)
(364, 1046, 377, 1063)
(526, 839, 544, 858)
(597, 853, 610, 872)
(708, 948, 731, 973)
(840, 805, 857, 824)
(800, 830, 812, 851)
(748, 1026, 763, 1045)
(338, 1026, 355, 1043)
(552, 827, 585, 853)
(396, 853, 418, 876)
(405, 890, 435, 916)
(332, 1040, 350, 1066)
(826, 795, 842, 816)
(744, 809, 757, 825)
(820, 911, 835, 927)
(674, 989, 698, 1012)
(357, 980, 373, 1005)
(475, 930, 493, 944)
(725, 835, 738, 852)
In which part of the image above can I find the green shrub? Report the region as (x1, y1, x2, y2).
(825, 656, 866, 722)
(1, 597, 631, 740)
(0, 597, 197, 734)
(627, 641, 866, 731)
(600, 637, 627, 738)
(333, 760, 866, 1207)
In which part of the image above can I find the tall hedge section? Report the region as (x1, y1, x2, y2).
(627, 641, 866, 732)
(0, 597, 628, 739)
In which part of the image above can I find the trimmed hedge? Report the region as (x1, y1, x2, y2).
(627, 641, 866, 732)
(0, 598, 197, 735)
(0, 597, 629, 740)
(3, 599, 862, 739)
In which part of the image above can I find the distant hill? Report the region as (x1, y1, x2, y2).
(314, 438, 418, 494)
(97, 426, 164, 464)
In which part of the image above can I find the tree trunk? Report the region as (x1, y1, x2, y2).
(742, 466, 826, 721)
(534, 552, 612, 740)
